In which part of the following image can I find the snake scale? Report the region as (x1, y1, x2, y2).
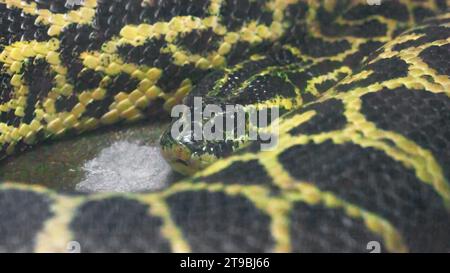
(0, 0, 449, 253)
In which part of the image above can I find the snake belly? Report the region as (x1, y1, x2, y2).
(0, 0, 450, 253)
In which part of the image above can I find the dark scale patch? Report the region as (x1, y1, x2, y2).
(435, 0, 447, 11)
(200, 159, 273, 185)
(118, 37, 166, 67)
(185, 71, 225, 105)
(24, 0, 83, 12)
(278, 141, 450, 252)
(282, 24, 351, 57)
(343, 41, 384, 68)
(108, 73, 140, 95)
(413, 7, 437, 23)
(419, 44, 450, 76)
(176, 28, 222, 54)
(0, 72, 13, 104)
(424, 17, 450, 27)
(336, 57, 409, 92)
(314, 79, 337, 93)
(343, 1, 409, 22)
(0, 144, 7, 160)
(234, 139, 261, 156)
(214, 56, 278, 99)
(146, 96, 167, 116)
(393, 26, 408, 38)
(70, 197, 171, 252)
(83, 73, 139, 118)
(121, 43, 207, 93)
(288, 99, 347, 135)
(393, 26, 450, 52)
(62, 0, 196, 84)
(54, 94, 79, 113)
(94, 0, 142, 40)
(0, 109, 20, 127)
(290, 202, 387, 252)
(0, 190, 53, 252)
(231, 75, 296, 105)
(157, 62, 205, 92)
(73, 69, 104, 93)
(316, 4, 389, 38)
(287, 60, 343, 91)
(364, 46, 386, 65)
(320, 19, 387, 38)
(302, 92, 317, 104)
(21, 58, 55, 124)
(59, 24, 103, 84)
(283, 1, 309, 23)
(361, 87, 450, 183)
(152, 52, 172, 68)
(166, 191, 274, 252)
(0, 6, 50, 44)
(139, 0, 210, 24)
(226, 40, 273, 66)
(314, 1, 349, 26)
(219, 0, 272, 30)
(268, 47, 305, 65)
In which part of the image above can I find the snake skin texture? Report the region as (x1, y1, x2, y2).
(0, 0, 450, 252)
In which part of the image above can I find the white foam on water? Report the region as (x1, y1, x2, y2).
(76, 141, 171, 193)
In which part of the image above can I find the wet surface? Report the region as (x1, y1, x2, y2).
(0, 120, 185, 192)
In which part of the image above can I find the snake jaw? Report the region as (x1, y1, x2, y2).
(160, 131, 193, 175)
(160, 145, 197, 176)
(160, 126, 216, 176)
(160, 145, 216, 176)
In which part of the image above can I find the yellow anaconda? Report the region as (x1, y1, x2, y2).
(0, 0, 450, 252)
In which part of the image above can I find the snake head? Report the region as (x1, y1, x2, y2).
(159, 110, 242, 176)
(159, 62, 292, 176)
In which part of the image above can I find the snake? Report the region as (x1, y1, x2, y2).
(0, 0, 449, 253)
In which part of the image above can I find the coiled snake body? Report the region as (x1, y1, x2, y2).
(0, 0, 450, 252)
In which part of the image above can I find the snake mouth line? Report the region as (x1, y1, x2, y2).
(160, 142, 216, 176)
(175, 159, 189, 166)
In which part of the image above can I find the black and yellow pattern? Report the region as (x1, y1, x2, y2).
(0, 0, 294, 158)
(0, 0, 449, 252)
